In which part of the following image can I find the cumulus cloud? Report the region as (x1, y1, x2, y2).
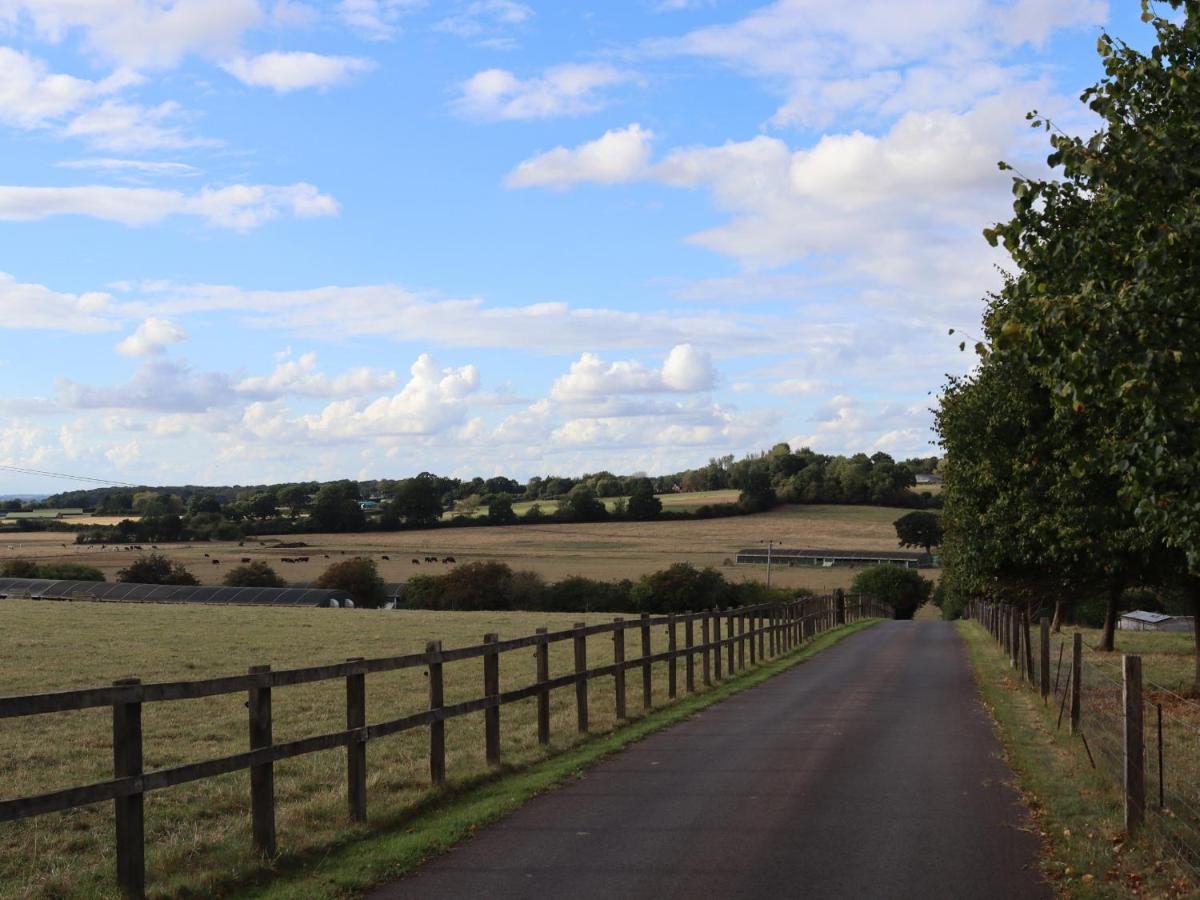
(549, 344, 715, 401)
(235, 351, 398, 398)
(222, 52, 374, 92)
(506, 124, 654, 190)
(116, 316, 187, 356)
(454, 64, 634, 120)
(0, 271, 115, 332)
(0, 47, 108, 128)
(0, 181, 338, 229)
(436, 0, 532, 43)
(0, 0, 264, 70)
(56, 359, 236, 412)
(299, 354, 481, 437)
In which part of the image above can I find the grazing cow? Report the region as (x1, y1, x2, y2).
(425, 556, 436, 563)
(412, 559, 420, 565)
(382, 555, 390, 560)
(204, 553, 210, 558)
(211, 559, 220, 565)
(443, 556, 456, 564)
(281, 557, 293, 564)
(241, 557, 251, 563)
(151, 545, 157, 549)
(324, 554, 330, 558)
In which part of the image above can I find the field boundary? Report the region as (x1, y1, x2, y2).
(0, 592, 890, 898)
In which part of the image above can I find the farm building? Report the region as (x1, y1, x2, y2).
(735, 548, 930, 569)
(1118, 610, 1195, 633)
(914, 473, 943, 485)
(0, 577, 353, 607)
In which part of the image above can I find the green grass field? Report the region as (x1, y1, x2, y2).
(0, 599, 856, 898)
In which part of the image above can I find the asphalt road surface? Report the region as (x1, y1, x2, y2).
(371, 620, 1049, 899)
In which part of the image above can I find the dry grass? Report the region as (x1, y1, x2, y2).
(0, 503, 926, 593)
(1, 599, 820, 898)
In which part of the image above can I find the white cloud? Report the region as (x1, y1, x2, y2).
(105, 439, 141, 466)
(57, 158, 200, 177)
(551, 344, 714, 401)
(235, 352, 398, 398)
(0, 0, 265, 69)
(0, 181, 338, 229)
(299, 354, 481, 437)
(116, 316, 187, 357)
(506, 123, 654, 189)
(0, 271, 115, 332)
(436, 0, 532, 40)
(337, 0, 426, 39)
(62, 99, 210, 152)
(0, 47, 100, 128)
(222, 51, 374, 92)
(455, 64, 634, 121)
(56, 360, 236, 412)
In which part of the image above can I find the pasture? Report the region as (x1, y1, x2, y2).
(0, 599, 849, 898)
(0, 503, 919, 593)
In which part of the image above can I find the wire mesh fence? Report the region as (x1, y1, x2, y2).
(967, 601, 1200, 885)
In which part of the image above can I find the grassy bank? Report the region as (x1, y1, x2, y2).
(957, 621, 1195, 897)
(1, 600, 878, 898)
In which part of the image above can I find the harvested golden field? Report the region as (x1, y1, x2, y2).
(0, 599, 852, 898)
(0, 504, 925, 593)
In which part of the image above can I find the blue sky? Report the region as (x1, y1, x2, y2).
(0, 0, 1157, 492)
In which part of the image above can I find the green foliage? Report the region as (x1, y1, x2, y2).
(222, 561, 286, 588)
(625, 479, 662, 520)
(632, 563, 735, 614)
(555, 486, 608, 522)
(850, 566, 931, 620)
(309, 482, 365, 533)
(116, 553, 199, 586)
(487, 495, 518, 525)
(0, 559, 40, 578)
(385, 474, 444, 527)
(0, 559, 104, 580)
(313, 557, 386, 608)
(892, 511, 943, 555)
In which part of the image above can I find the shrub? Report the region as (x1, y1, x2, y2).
(632, 563, 736, 614)
(1, 559, 40, 578)
(222, 561, 286, 588)
(116, 553, 199, 586)
(850, 566, 932, 620)
(35, 563, 105, 581)
(542, 576, 632, 613)
(314, 557, 386, 608)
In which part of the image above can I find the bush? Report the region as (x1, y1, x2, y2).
(314, 557, 386, 608)
(850, 566, 932, 620)
(222, 561, 286, 588)
(1, 559, 40, 578)
(116, 553, 199, 586)
(631, 563, 736, 614)
(35, 563, 106, 581)
(541, 576, 632, 613)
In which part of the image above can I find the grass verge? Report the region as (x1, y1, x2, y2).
(244, 619, 882, 899)
(957, 621, 1195, 897)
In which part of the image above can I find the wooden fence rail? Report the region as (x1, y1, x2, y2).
(1, 591, 891, 897)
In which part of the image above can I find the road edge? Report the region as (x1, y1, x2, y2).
(241, 619, 884, 900)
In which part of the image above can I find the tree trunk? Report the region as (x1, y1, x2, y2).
(1100, 578, 1124, 652)
(1192, 578, 1200, 698)
(1051, 598, 1064, 634)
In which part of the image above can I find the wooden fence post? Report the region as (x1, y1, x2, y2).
(713, 611, 723, 680)
(758, 607, 765, 660)
(535, 628, 550, 745)
(737, 611, 746, 670)
(344, 659, 367, 823)
(574, 623, 589, 733)
(612, 619, 627, 719)
(667, 614, 678, 699)
(726, 610, 735, 674)
(701, 614, 712, 686)
(1040, 617, 1051, 701)
(112, 678, 144, 899)
(248, 665, 277, 851)
(749, 608, 758, 665)
(1124, 655, 1145, 833)
(835, 588, 846, 626)
(1023, 610, 1034, 684)
(1070, 633, 1082, 736)
(768, 605, 776, 657)
(484, 634, 501, 765)
(640, 613, 652, 710)
(685, 613, 696, 692)
(427, 641, 446, 786)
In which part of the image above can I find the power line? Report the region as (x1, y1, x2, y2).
(0, 464, 140, 488)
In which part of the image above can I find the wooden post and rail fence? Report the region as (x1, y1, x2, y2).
(966, 599, 1145, 834)
(0, 590, 891, 897)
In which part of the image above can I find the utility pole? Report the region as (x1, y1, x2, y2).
(763, 539, 776, 588)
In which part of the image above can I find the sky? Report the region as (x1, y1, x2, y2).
(0, 0, 1158, 493)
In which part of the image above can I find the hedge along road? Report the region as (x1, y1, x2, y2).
(371, 621, 1049, 899)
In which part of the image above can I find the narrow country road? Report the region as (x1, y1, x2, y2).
(371, 621, 1049, 899)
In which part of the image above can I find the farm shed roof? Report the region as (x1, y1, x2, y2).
(1120, 610, 1173, 624)
(0, 578, 351, 607)
(736, 548, 927, 561)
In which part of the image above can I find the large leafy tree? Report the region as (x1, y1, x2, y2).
(960, 2, 1199, 664)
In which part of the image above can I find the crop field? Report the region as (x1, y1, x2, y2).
(0, 599, 845, 898)
(0, 503, 921, 593)
(447, 489, 743, 519)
